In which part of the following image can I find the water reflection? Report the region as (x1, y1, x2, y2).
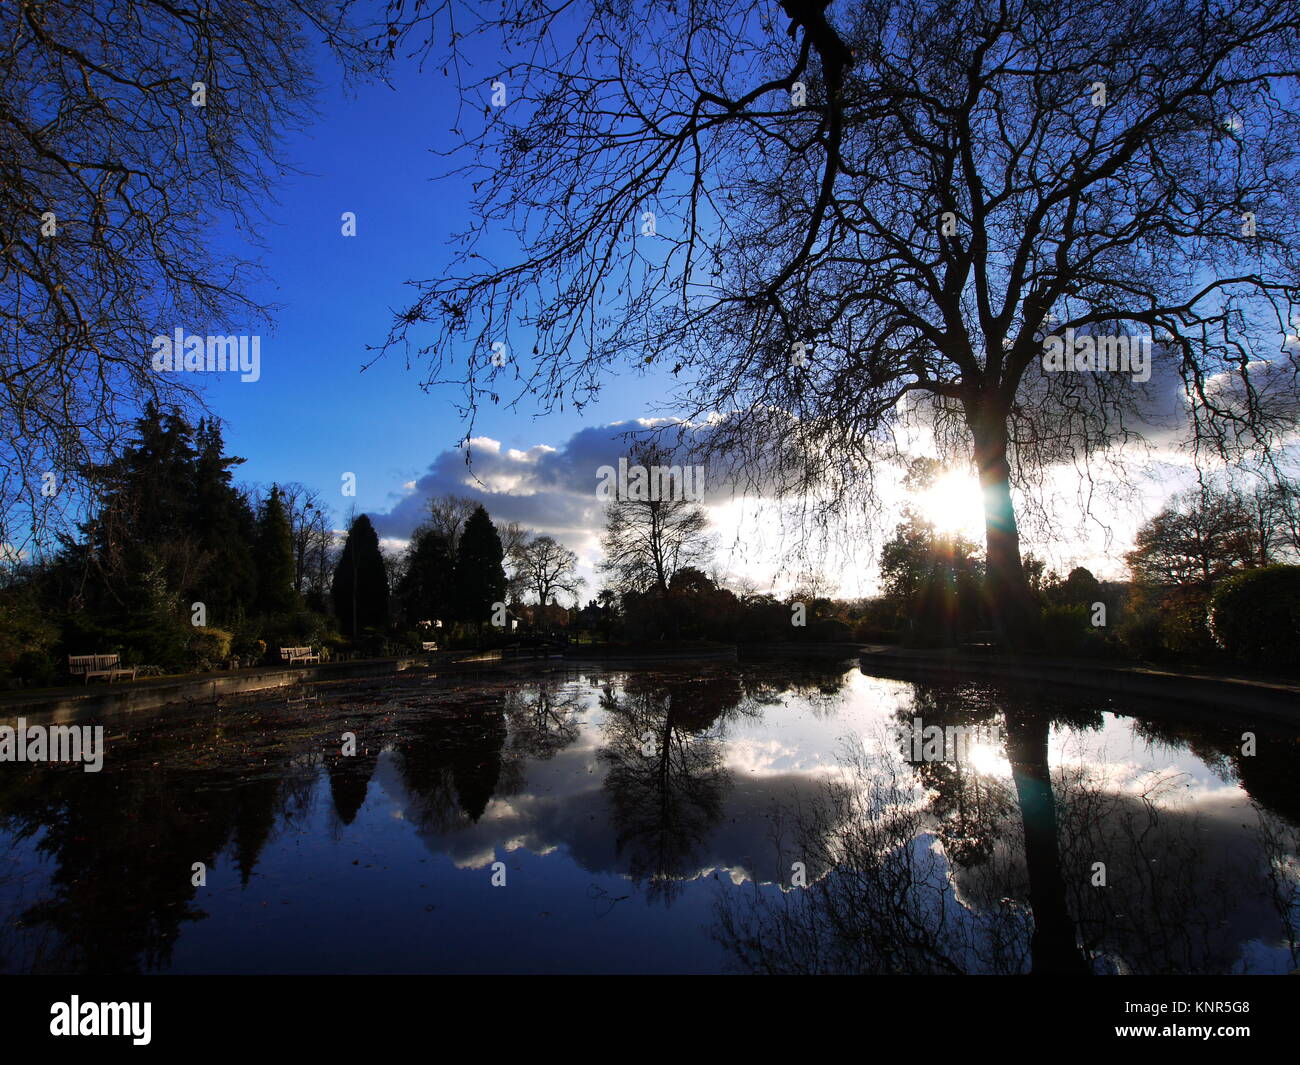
(714, 680, 1299, 974)
(599, 674, 749, 904)
(0, 664, 1294, 974)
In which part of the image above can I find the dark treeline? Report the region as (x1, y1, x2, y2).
(2, 405, 328, 681)
(4, 405, 1299, 689)
(855, 473, 1300, 670)
(0, 405, 512, 684)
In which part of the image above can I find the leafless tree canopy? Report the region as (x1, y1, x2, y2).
(0, 0, 381, 557)
(425, 493, 481, 552)
(276, 481, 335, 598)
(600, 444, 714, 595)
(512, 532, 582, 606)
(379, 0, 1300, 640)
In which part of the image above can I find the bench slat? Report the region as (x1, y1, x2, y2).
(68, 654, 136, 683)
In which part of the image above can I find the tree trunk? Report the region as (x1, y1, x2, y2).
(1005, 711, 1090, 974)
(967, 400, 1040, 649)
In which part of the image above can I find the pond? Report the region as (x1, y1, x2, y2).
(1, 661, 1296, 974)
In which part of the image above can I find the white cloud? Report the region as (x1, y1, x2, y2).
(359, 390, 1290, 595)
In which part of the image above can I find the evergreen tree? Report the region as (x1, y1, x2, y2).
(80, 403, 199, 615)
(397, 526, 454, 626)
(192, 419, 257, 622)
(331, 514, 389, 637)
(255, 485, 298, 616)
(76, 405, 263, 627)
(452, 506, 507, 625)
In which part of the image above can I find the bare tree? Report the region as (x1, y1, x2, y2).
(277, 482, 333, 600)
(1246, 478, 1300, 564)
(0, 1, 382, 560)
(379, 0, 1300, 646)
(513, 534, 583, 607)
(425, 494, 480, 553)
(599, 444, 714, 596)
(499, 520, 529, 560)
(498, 519, 530, 603)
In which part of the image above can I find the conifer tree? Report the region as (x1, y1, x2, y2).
(192, 419, 258, 622)
(397, 527, 455, 627)
(80, 403, 199, 615)
(255, 485, 298, 616)
(331, 514, 389, 637)
(452, 506, 507, 625)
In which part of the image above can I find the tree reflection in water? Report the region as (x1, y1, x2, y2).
(0, 666, 1293, 974)
(599, 674, 746, 905)
(714, 684, 1300, 975)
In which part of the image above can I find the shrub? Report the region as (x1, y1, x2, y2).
(0, 586, 59, 684)
(1158, 587, 1217, 657)
(189, 626, 233, 671)
(319, 630, 347, 659)
(353, 627, 391, 657)
(1041, 604, 1092, 654)
(259, 610, 328, 649)
(14, 649, 58, 687)
(230, 616, 264, 660)
(806, 617, 853, 642)
(1112, 584, 1216, 662)
(734, 596, 787, 642)
(851, 619, 899, 644)
(1210, 565, 1300, 669)
(1116, 595, 1166, 660)
(394, 629, 426, 653)
(619, 594, 676, 643)
(114, 615, 191, 672)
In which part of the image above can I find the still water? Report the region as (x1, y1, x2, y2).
(1, 661, 1296, 974)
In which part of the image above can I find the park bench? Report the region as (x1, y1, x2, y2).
(279, 646, 321, 665)
(67, 654, 138, 684)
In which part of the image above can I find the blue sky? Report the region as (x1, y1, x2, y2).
(202, 41, 670, 529)
(182, 31, 1241, 597)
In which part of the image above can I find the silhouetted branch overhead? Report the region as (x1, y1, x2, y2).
(379, 0, 1300, 643)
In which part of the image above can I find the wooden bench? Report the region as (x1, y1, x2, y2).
(67, 654, 138, 684)
(279, 646, 320, 665)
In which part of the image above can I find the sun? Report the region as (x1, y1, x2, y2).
(915, 469, 986, 538)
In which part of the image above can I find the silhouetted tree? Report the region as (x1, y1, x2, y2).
(77, 404, 257, 629)
(599, 443, 712, 597)
(277, 482, 333, 603)
(255, 485, 298, 615)
(1, 1, 383, 557)
(381, 0, 1300, 649)
(1046, 566, 1103, 608)
(191, 419, 258, 622)
(880, 513, 984, 644)
(331, 514, 389, 637)
(513, 534, 582, 607)
(451, 506, 507, 626)
(1126, 487, 1257, 589)
(425, 494, 480, 553)
(397, 526, 455, 626)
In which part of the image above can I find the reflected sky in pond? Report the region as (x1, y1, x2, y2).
(1, 662, 1296, 974)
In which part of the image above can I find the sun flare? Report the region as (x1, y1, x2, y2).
(915, 469, 986, 539)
